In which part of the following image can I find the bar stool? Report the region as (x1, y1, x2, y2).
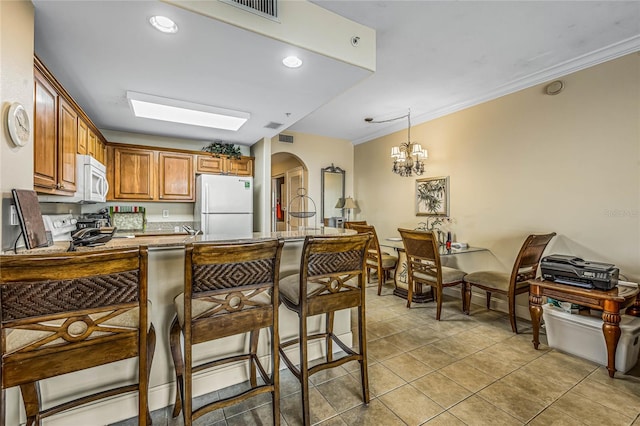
(0, 247, 155, 426)
(169, 239, 284, 426)
(278, 233, 371, 425)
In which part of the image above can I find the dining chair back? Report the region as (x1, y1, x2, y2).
(463, 232, 556, 333)
(398, 228, 467, 316)
(350, 224, 398, 295)
(169, 238, 284, 426)
(0, 247, 155, 426)
(344, 220, 367, 230)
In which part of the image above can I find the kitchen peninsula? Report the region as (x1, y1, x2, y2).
(5, 227, 356, 426)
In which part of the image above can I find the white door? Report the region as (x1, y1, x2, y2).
(285, 167, 304, 231)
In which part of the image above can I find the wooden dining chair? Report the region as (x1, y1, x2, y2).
(350, 224, 398, 295)
(278, 233, 371, 426)
(0, 247, 155, 426)
(398, 228, 467, 317)
(344, 220, 367, 230)
(463, 232, 556, 333)
(169, 239, 284, 426)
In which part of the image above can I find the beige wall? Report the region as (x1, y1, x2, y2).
(0, 0, 35, 251)
(271, 131, 354, 227)
(100, 129, 252, 155)
(0, 0, 35, 421)
(355, 53, 640, 282)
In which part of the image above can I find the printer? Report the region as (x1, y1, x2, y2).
(541, 255, 619, 290)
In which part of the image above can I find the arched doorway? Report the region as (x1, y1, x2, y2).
(271, 152, 308, 231)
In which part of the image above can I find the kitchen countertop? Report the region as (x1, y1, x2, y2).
(5, 227, 356, 255)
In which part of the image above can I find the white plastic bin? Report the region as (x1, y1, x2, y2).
(542, 303, 640, 373)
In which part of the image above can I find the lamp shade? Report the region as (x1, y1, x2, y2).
(343, 197, 358, 210)
(335, 198, 345, 208)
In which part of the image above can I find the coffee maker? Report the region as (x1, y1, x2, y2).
(76, 207, 110, 229)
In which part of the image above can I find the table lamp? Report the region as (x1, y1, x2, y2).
(342, 197, 358, 222)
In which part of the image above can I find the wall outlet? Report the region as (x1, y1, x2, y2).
(162, 209, 169, 218)
(10, 205, 19, 226)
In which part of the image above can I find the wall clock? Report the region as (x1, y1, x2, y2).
(6, 102, 30, 147)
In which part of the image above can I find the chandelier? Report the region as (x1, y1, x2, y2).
(365, 109, 427, 177)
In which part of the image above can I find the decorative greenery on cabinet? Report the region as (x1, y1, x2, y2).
(202, 141, 241, 159)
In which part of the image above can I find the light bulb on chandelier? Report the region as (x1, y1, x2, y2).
(364, 108, 427, 177)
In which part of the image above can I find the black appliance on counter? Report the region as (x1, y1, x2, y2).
(541, 255, 619, 290)
(77, 208, 110, 229)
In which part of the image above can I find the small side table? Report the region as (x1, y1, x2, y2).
(528, 279, 640, 378)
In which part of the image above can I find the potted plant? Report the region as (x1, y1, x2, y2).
(202, 141, 242, 159)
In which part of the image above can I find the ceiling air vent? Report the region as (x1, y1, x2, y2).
(222, 0, 278, 20)
(278, 134, 294, 144)
(264, 121, 283, 129)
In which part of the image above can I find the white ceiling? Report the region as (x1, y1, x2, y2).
(33, 1, 640, 147)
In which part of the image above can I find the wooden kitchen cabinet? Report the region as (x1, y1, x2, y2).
(57, 98, 78, 193)
(77, 117, 88, 154)
(108, 145, 194, 201)
(196, 154, 253, 176)
(158, 151, 194, 201)
(34, 57, 108, 195)
(110, 146, 155, 200)
(33, 68, 58, 192)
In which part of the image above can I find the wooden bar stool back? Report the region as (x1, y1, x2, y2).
(278, 233, 371, 425)
(0, 247, 155, 426)
(350, 224, 397, 295)
(170, 239, 284, 426)
(398, 228, 467, 316)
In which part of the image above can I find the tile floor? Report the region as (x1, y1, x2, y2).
(113, 279, 640, 426)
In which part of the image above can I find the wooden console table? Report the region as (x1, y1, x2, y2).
(528, 279, 640, 378)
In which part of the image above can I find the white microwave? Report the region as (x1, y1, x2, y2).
(39, 155, 109, 203)
(77, 155, 108, 202)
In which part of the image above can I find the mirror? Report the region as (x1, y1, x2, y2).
(321, 164, 345, 224)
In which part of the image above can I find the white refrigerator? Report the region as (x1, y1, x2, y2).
(194, 174, 253, 239)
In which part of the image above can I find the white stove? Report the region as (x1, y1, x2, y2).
(42, 214, 78, 241)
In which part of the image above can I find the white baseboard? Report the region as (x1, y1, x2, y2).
(36, 331, 353, 426)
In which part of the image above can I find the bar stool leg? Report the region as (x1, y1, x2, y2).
(169, 316, 184, 419)
(357, 304, 370, 403)
(325, 312, 334, 362)
(20, 383, 40, 426)
(249, 329, 259, 388)
(299, 315, 311, 426)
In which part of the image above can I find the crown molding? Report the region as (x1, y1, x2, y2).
(353, 35, 640, 145)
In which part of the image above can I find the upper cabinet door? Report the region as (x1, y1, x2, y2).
(196, 155, 225, 174)
(33, 69, 58, 191)
(226, 157, 253, 176)
(196, 154, 254, 176)
(58, 97, 77, 194)
(113, 147, 155, 200)
(77, 117, 88, 155)
(158, 152, 194, 201)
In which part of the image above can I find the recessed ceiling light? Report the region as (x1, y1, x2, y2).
(282, 56, 302, 68)
(126, 91, 249, 131)
(149, 16, 178, 34)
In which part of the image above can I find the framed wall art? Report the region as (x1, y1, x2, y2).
(416, 176, 449, 216)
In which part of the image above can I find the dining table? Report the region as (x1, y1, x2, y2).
(381, 237, 488, 303)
